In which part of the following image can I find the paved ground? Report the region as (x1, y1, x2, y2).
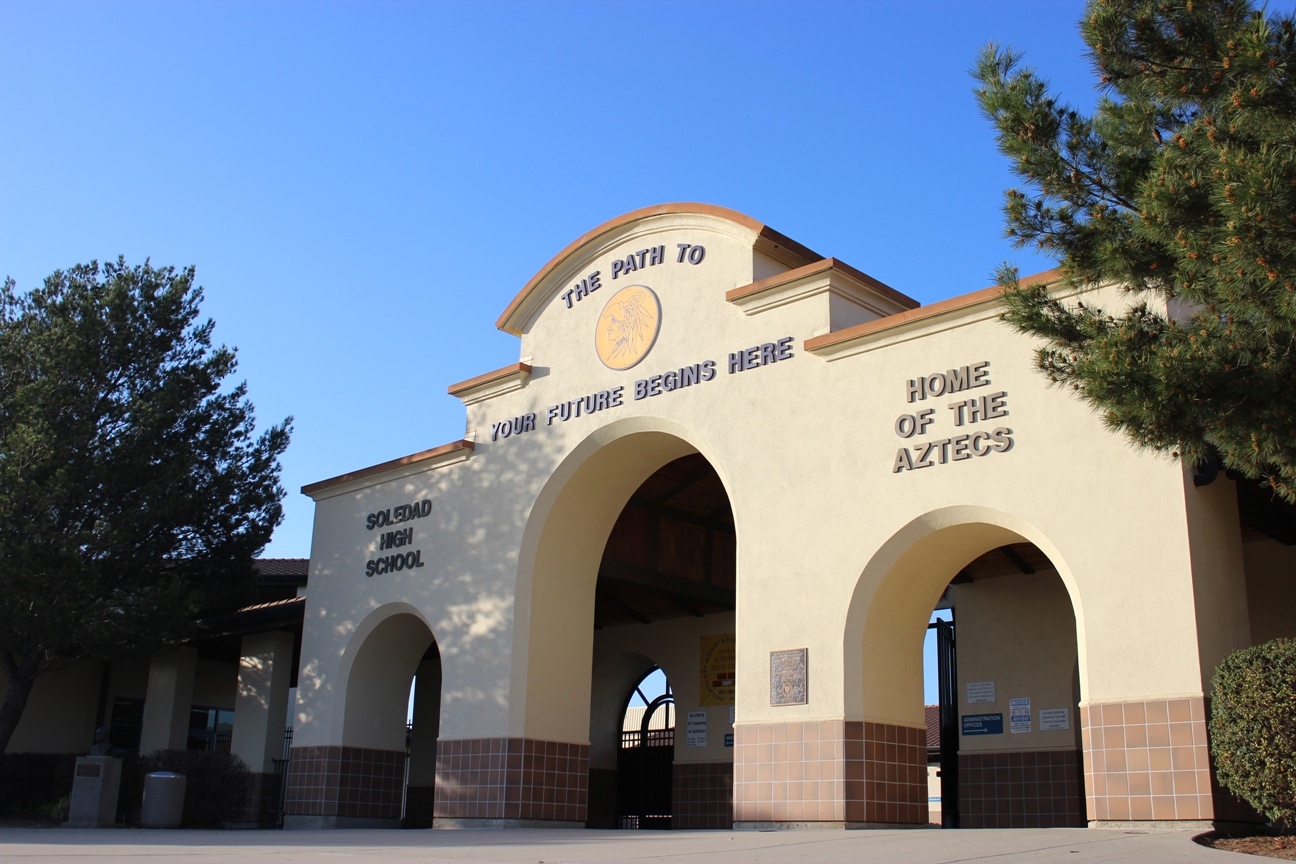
(0, 827, 1242, 864)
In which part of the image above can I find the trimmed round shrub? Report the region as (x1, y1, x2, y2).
(138, 749, 253, 827)
(1210, 638, 1296, 825)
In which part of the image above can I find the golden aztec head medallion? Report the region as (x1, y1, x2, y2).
(594, 284, 660, 370)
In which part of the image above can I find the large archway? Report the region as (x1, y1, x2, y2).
(843, 509, 1086, 828)
(585, 452, 737, 829)
(505, 422, 739, 829)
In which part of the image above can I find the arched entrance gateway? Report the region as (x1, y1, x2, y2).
(288, 204, 1287, 831)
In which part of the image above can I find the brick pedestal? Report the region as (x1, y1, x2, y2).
(673, 762, 733, 828)
(282, 745, 406, 829)
(1082, 697, 1213, 824)
(236, 771, 284, 826)
(433, 737, 588, 827)
(733, 720, 926, 827)
(958, 750, 1085, 827)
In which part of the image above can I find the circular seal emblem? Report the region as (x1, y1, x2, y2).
(594, 284, 660, 370)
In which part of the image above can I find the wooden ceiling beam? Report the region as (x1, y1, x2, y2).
(999, 545, 1036, 575)
(669, 594, 705, 618)
(598, 560, 736, 609)
(652, 465, 714, 504)
(624, 497, 735, 536)
(596, 586, 651, 625)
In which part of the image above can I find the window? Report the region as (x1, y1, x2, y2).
(187, 706, 234, 752)
(108, 698, 145, 754)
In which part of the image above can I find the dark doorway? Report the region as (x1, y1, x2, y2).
(616, 670, 675, 829)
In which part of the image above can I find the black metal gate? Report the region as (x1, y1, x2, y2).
(270, 726, 293, 828)
(616, 694, 674, 829)
(933, 617, 959, 828)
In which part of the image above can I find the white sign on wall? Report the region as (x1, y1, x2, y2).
(1009, 697, 1031, 733)
(967, 681, 996, 704)
(686, 710, 708, 748)
(1039, 708, 1071, 732)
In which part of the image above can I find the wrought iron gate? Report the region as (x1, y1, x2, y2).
(616, 693, 674, 829)
(934, 617, 959, 828)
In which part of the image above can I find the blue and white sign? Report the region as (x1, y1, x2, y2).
(962, 713, 1003, 736)
(1009, 697, 1031, 733)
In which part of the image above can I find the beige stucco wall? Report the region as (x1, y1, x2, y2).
(1243, 536, 1296, 645)
(192, 658, 238, 710)
(952, 570, 1081, 753)
(106, 658, 149, 704)
(2, 659, 101, 753)
(295, 207, 1252, 755)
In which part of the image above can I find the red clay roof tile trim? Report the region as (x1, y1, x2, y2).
(301, 439, 474, 495)
(495, 203, 823, 335)
(725, 257, 919, 309)
(804, 268, 1061, 353)
(236, 596, 307, 614)
(447, 362, 532, 396)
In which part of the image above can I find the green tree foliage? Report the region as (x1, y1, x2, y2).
(0, 259, 291, 754)
(1210, 639, 1296, 824)
(974, 0, 1296, 499)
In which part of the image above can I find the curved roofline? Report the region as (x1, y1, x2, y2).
(495, 203, 823, 335)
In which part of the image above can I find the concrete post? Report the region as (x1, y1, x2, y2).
(138, 647, 198, 753)
(230, 631, 295, 773)
(404, 654, 442, 827)
(63, 756, 122, 827)
(407, 656, 442, 787)
(229, 631, 295, 826)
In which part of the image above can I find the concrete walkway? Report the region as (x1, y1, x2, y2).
(0, 827, 1241, 863)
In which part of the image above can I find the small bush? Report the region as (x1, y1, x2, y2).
(137, 750, 253, 827)
(0, 753, 77, 820)
(35, 795, 69, 822)
(1210, 638, 1296, 825)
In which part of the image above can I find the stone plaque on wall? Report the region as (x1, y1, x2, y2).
(769, 648, 807, 706)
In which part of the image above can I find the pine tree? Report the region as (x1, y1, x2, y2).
(0, 259, 291, 754)
(974, 0, 1296, 499)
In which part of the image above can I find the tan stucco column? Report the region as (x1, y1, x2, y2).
(1081, 473, 1253, 827)
(230, 631, 295, 773)
(139, 647, 198, 753)
(230, 630, 295, 826)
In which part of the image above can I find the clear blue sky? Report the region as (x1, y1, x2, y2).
(3, 0, 1111, 561)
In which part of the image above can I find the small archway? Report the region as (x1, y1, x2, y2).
(336, 607, 441, 827)
(845, 509, 1086, 828)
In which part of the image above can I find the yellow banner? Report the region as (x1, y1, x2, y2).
(699, 633, 736, 706)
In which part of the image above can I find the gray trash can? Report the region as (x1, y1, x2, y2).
(140, 772, 186, 828)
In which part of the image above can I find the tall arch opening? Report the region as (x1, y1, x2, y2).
(335, 610, 441, 828)
(493, 427, 737, 830)
(850, 517, 1084, 828)
(584, 453, 736, 829)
